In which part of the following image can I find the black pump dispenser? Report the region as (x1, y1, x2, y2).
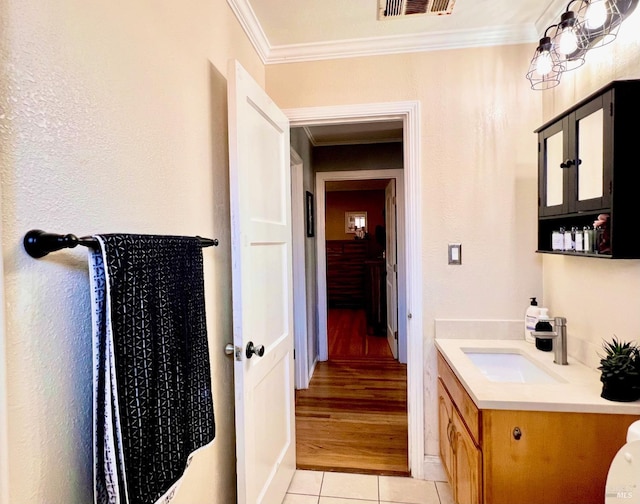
(530, 297, 538, 306)
(535, 308, 553, 352)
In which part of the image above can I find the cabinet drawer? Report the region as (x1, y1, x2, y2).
(437, 352, 480, 445)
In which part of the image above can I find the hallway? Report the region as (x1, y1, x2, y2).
(327, 308, 393, 360)
(295, 309, 408, 475)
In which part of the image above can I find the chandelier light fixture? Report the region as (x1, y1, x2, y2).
(526, 0, 639, 90)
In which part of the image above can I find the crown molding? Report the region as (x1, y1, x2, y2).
(266, 25, 538, 64)
(228, 0, 540, 65)
(226, 0, 271, 62)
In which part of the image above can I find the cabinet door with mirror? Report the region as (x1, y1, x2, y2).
(538, 91, 611, 217)
(538, 118, 568, 216)
(571, 91, 612, 213)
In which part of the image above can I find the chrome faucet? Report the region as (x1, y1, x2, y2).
(531, 317, 568, 365)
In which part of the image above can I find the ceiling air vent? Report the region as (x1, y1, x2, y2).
(378, 0, 455, 20)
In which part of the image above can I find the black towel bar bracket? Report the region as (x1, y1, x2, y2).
(23, 229, 219, 258)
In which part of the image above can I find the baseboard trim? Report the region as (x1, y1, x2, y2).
(422, 455, 447, 482)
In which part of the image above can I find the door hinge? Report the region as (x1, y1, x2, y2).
(610, 102, 613, 116)
(393, 264, 397, 273)
(293, 349, 296, 359)
(392, 196, 396, 205)
(394, 330, 398, 340)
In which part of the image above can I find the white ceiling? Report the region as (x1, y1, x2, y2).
(228, 0, 568, 63)
(304, 121, 404, 146)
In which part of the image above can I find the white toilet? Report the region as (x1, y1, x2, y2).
(605, 420, 640, 503)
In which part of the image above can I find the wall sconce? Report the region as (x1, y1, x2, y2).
(526, 32, 564, 90)
(552, 9, 588, 71)
(527, 0, 638, 90)
(577, 0, 634, 47)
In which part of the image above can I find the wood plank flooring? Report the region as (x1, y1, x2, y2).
(328, 308, 393, 360)
(295, 309, 408, 475)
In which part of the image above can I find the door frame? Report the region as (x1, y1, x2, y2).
(290, 147, 310, 390)
(316, 169, 406, 364)
(0, 220, 7, 503)
(285, 101, 425, 479)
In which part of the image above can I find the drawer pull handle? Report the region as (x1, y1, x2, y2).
(513, 427, 522, 440)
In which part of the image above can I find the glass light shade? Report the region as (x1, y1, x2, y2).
(526, 37, 563, 90)
(576, 0, 638, 49)
(585, 0, 608, 28)
(536, 51, 554, 75)
(552, 11, 588, 71)
(557, 26, 579, 54)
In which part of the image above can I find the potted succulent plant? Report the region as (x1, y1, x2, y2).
(598, 338, 640, 402)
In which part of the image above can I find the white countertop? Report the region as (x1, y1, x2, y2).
(435, 338, 640, 414)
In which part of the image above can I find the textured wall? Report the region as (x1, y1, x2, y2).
(0, 0, 262, 502)
(266, 44, 543, 459)
(540, 8, 640, 370)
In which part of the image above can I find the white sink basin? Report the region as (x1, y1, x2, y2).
(462, 348, 562, 384)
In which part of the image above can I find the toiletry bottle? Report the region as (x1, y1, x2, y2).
(574, 227, 583, 252)
(583, 226, 592, 253)
(534, 308, 553, 352)
(564, 227, 575, 251)
(525, 297, 539, 343)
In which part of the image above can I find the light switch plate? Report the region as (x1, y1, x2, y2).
(448, 243, 462, 265)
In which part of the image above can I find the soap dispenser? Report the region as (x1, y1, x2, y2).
(534, 308, 553, 352)
(525, 297, 539, 343)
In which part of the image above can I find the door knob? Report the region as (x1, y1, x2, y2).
(245, 341, 265, 359)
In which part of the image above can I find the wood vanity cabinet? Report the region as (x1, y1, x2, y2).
(536, 79, 640, 258)
(438, 356, 482, 504)
(437, 351, 640, 504)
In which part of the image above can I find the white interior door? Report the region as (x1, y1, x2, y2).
(227, 59, 295, 504)
(385, 179, 398, 359)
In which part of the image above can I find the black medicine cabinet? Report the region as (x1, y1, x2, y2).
(536, 79, 640, 259)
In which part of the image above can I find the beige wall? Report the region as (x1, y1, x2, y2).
(540, 9, 640, 370)
(267, 44, 543, 457)
(0, 0, 263, 502)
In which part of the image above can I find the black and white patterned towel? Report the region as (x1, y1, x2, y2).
(89, 234, 215, 504)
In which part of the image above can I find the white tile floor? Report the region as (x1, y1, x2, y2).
(283, 470, 454, 504)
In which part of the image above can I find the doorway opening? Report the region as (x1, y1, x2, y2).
(324, 178, 397, 361)
(316, 170, 406, 365)
(298, 171, 408, 475)
(286, 100, 425, 479)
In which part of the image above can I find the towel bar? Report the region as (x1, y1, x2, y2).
(23, 229, 219, 258)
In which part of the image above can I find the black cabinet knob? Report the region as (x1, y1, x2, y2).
(513, 427, 522, 440)
(245, 341, 265, 359)
(560, 159, 575, 168)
